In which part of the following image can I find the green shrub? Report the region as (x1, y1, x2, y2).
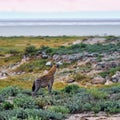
(17, 59, 47, 72)
(103, 100, 120, 113)
(83, 103, 92, 111)
(2, 101, 14, 110)
(101, 84, 120, 94)
(0, 95, 5, 102)
(0, 113, 7, 120)
(73, 73, 87, 82)
(0, 104, 4, 111)
(64, 99, 83, 113)
(25, 45, 37, 56)
(48, 105, 70, 114)
(87, 88, 108, 99)
(8, 49, 20, 55)
(62, 84, 80, 93)
(35, 97, 49, 108)
(27, 116, 41, 120)
(92, 105, 101, 113)
(26, 109, 65, 120)
(16, 109, 28, 119)
(0, 86, 19, 97)
(13, 96, 36, 109)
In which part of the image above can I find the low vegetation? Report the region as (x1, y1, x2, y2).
(0, 36, 120, 119)
(0, 84, 119, 119)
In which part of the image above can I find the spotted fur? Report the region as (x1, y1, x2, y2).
(32, 65, 57, 96)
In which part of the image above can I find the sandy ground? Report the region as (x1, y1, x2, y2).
(66, 113, 120, 120)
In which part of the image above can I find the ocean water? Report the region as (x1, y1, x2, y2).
(0, 20, 120, 36)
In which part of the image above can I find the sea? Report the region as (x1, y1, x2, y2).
(0, 19, 120, 36)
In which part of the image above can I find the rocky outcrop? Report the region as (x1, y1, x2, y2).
(95, 61, 119, 70)
(92, 75, 105, 84)
(111, 71, 120, 83)
(66, 79, 75, 83)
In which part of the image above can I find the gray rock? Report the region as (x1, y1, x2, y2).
(56, 61, 63, 66)
(46, 61, 52, 66)
(111, 71, 120, 83)
(66, 79, 75, 83)
(92, 76, 105, 84)
(42, 54, 48, 59)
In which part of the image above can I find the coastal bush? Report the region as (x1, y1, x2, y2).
(105, 36, 118, 41)
(8, 49, 20, 55)
(0, 86, 19, 97)
(25, 109, 65, 120)
(64, 97, 83, 113)
(0, 109, 30, 120)
(0, 113, 7, 120)
(0, 104, 4, 111)
(13, 96, 36, 109)
(83, 103, 92, 111)
(0, 95, 5, 102)
(25, 45, 37, 56)
(38, 45, 56, 55)
(62, 84, 80, 93)
(92, 105, 101, 113)
(97, 100, 120, 113)
(47, 105, 70, 114)
(87, 88, 108, 99)
(16, 109, 28, 119)
(2, 101, 14, 110)
(16, 59, 48, 72)
(35, 96, 52, 108)
(100, 84, 120, 94)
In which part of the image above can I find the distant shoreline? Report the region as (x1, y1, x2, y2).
(0, 18, 120, 22)
(0, 21, 120, 36)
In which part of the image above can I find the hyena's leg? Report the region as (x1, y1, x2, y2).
(48, 78, 54, 93)
(32, 87, 40, 96)
(32, 80, 40, 96)
(48, 84, 52, 93)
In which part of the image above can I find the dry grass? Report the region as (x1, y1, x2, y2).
(0, 36, 83, 53)
(53, 82, 67, 90)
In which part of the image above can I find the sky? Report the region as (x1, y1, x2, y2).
(0, 0, 120, 19)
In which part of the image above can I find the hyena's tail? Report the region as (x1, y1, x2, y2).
(32, 81, 35, 92)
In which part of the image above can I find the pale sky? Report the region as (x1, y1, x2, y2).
(0, 0, 120, 19)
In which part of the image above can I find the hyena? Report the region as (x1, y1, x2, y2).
(32, 64, 59, 96)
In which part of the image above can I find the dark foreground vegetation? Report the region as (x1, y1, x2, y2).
(0, 84, 120, 120)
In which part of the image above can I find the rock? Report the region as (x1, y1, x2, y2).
(104, 76, 113, 85)
(104, 80, 113, 85)
(56, 61, 63, 66)
(66, 79, 75, 83)
(95, 61, 119, 71)
(53, 54, 61, 61)
(110, 93, 120, 100)
(42, 54, 48, 59)
(46, 61, 52, 66)
(36, 50, 42, 55)
(111, 71, 120, 83)
(92, 76, 105, 84)
(73, 40, 82, 45)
